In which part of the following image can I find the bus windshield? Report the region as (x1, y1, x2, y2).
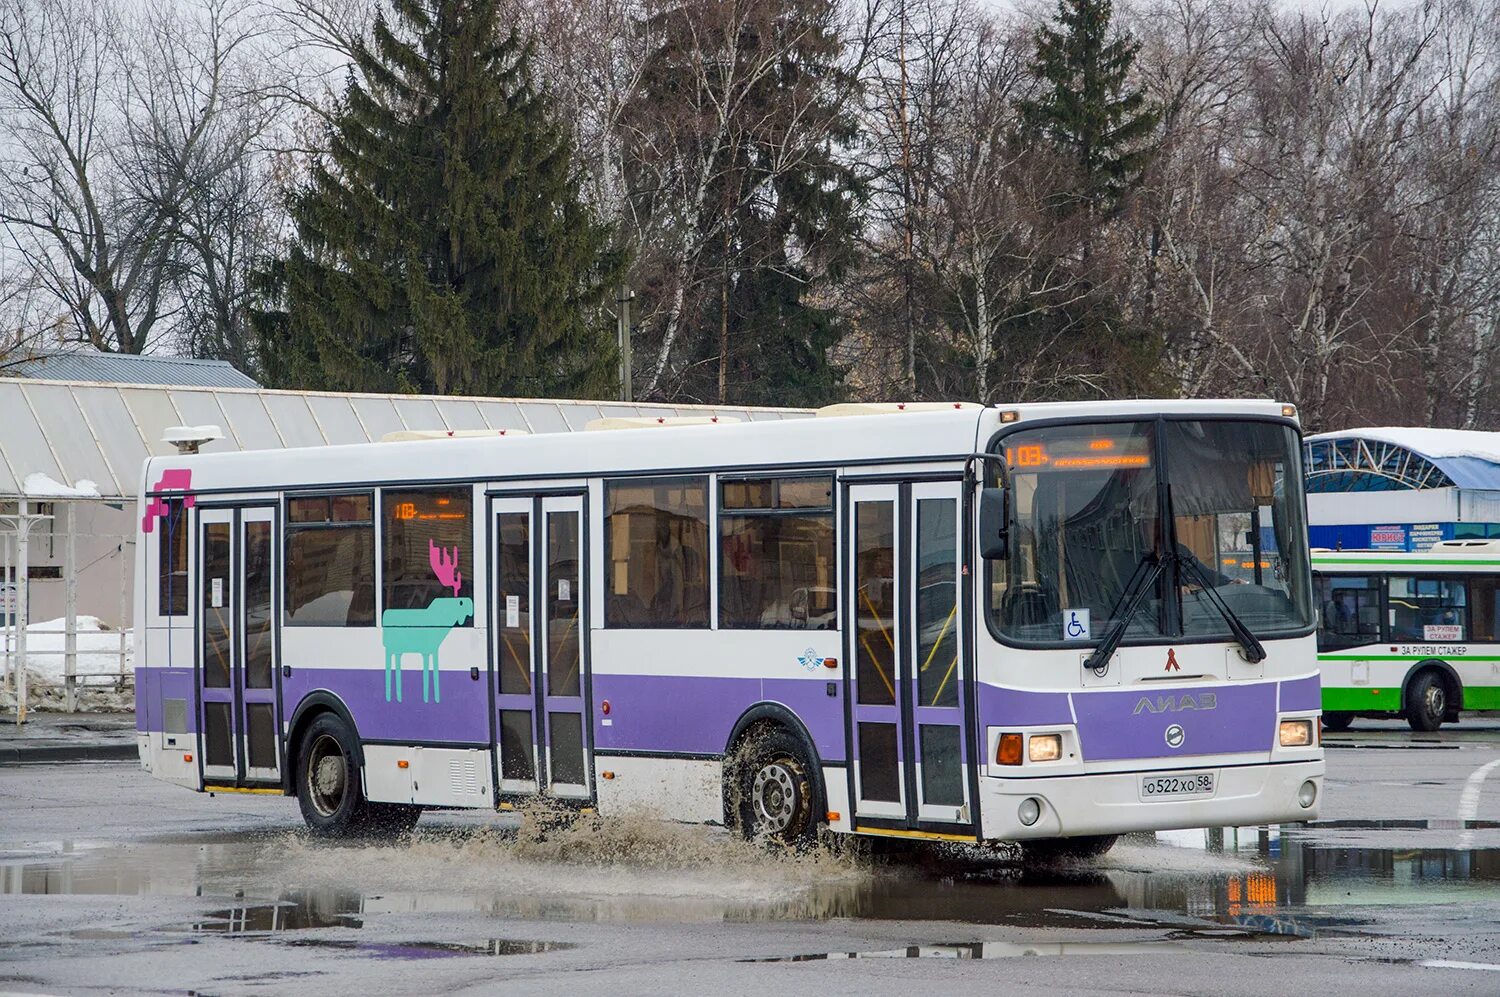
(989, 419, 1313, 646)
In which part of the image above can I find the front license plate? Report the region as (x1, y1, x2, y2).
(1140, 771, 1216, 801)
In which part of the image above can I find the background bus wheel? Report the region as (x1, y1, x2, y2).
(730, 726, 817, 846)
(1405, 670, 1448, 732)
(1019, 834, 1118, 863)
(1321, 712, 1353, 732)
(297, 713, 371, 837)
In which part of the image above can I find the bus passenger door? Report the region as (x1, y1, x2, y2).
(847, 485, 905, 821)
(490, 494, 592, 801)
(846, 481, 972, 835)
(196, 505, 280, 787)
(907, 482, 969, 827)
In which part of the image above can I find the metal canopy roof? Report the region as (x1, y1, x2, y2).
(1305, 428, 1500, 492)
(4, 351, 259, 389)
(0, 377, 805, 501)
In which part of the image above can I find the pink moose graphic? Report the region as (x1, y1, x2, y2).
(141, 468, 194, 533)
(380, 540, 473, 704)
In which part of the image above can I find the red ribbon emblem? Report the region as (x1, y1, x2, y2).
(1165, 648, 1181, 672)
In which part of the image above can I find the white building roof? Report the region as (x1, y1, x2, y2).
(0, 377, 806, 501)
(1306, 427, 1500, 465)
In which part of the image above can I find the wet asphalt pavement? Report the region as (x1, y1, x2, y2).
(2, 720, 1498, 995)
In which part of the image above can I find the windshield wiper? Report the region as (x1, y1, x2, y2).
(1177, 554, 1267, 663)
(1083, 554, 1165, 672)
(1162, 484, 1267, 664)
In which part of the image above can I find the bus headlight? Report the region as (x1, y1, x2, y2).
(1279, 720, 1313, 747)
(1298, 781, 1318, 808)
(1028, 734, 1062, 762)
(1018, 798, 1041, 826)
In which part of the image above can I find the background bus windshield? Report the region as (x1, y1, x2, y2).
(990, 420, 1312, 646)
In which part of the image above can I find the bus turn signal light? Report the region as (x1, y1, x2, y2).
(1279, 720, 1313, 747)
(1028, 734, 1062, 762)
(397, 760, 409, 769)
(997, 733, 1023, 765)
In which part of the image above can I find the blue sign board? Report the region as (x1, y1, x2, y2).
(1308, 522, 1456, 552)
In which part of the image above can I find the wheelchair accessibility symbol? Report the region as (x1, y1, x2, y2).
(1063, 609, 1090, 641)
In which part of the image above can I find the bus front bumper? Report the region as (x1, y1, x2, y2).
(978, 759, 1324, 841)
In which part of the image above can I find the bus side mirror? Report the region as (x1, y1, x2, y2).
(978, 487, 1008, 560)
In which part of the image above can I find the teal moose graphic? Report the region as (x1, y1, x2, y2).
(382, 541, 473, 703)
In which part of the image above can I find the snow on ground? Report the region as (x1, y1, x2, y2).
(0, 616, 134, 712)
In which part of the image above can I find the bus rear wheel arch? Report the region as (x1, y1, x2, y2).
(725, 722, 823, 847)
(1404, 665, 1459, 732)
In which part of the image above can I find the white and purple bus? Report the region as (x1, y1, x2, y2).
(135, 399, 1323, 855)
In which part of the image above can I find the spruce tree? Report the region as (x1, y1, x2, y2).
(1019, 0, 1158, 217)
(258, 0, 622, 396)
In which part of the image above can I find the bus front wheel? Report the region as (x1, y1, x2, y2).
(729, 726, 818, 847)
(1019, 834, 1119, 863)
(1321, 712, 1353, 732)
(1405, 670, 1450, 732)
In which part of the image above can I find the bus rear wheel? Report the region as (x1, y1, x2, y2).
(296, 713, 419, 838)
(1321, 712, 1353, 732)
(1405, 670, 1449, 732)
(729, 726, 818, 847)
(1019, 834, 1119, 863)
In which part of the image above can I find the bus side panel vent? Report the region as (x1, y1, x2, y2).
(450, 756, 480, 796)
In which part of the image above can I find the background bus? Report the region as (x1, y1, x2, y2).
(1313, 541, 1500, 730)
(135, 400, 1323, 854)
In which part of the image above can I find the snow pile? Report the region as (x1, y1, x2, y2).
(21, 473, 101, 499)
(0, 616, 134, 713)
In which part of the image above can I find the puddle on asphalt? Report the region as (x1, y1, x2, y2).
(743, 940, 1185, 961)
(282, 938, 574, 959)
(5, 820, 1499, 941)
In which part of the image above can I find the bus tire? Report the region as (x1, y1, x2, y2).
(1405, 670, 1448, 732)
(1321, 712, 1353, 732)
(729, 725, 819, 847)
(296, 713, 371, 837)
(1019, 834, 1118, 863)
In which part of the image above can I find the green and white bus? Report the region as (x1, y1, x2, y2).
(1313, 542, 1500, 731)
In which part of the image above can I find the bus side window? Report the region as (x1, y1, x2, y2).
(381, 488, 473, 619)
(605, 478, 710, 629)
(285, 493, 376, 627)
(718, 475, 835, 630)
(1315, 574, 1378, 649)
(1386, 575, 1466, 642)
(159, 499, 188, 616)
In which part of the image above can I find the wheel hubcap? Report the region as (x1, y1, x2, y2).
(307, 734, 347, 817)
(1426, 685, 1445, 716)
(752, 761, 799, 834)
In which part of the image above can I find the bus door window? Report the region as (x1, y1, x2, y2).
(1469, 576, 1500, 641)
(495, 510, 534, 784)
(1314, 575, 1380, 649)
(1386, 576, 1467, 641)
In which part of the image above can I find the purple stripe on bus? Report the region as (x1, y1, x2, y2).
(591, 673, 847, 761)
(976, 685, 1074, 728)
(1279, 673, 1321, 712)
(282, 667, 491, 745)
(1071, 681, 1277, 760)
(134, 667, 197, 732)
